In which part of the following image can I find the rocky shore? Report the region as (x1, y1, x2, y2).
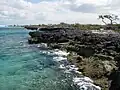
(26, 27, 120, 90)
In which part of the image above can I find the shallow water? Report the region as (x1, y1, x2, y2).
(0, 28, 76, 90)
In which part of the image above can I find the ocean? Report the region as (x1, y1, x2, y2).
(0, 27, 76, 90)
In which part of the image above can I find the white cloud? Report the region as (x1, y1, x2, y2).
(0, 0, 119, 25)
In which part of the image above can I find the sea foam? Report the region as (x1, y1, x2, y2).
(52, 50, 101, 90)
(36, 44, 101, 90)
(73, 77, 101, 90)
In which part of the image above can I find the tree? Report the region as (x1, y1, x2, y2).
(98, 14, 119, 25)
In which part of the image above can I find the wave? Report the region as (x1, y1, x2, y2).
(36, 43, 101, 90)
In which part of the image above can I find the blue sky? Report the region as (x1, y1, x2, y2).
(26, 0, 55, 3)
(25, 0, 40, 3)
(0, 0, 119, 25)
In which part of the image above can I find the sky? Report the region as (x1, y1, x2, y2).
(0, 0, 120, 25)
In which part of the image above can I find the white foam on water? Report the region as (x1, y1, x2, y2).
(53, 56, 67, 61)
(51, 50, 101, 90)
(59, 64, 66, 69)
(57, 56, 101, 90)
(39, 48, 101, 90)
(39, 50, 48, 54)
(37, 43, 48, 48)
(73, 77, 93, 83)
(54, 49, 69, 56)
(39, 49, 69, 58)
(74, 70, 82, 75)
(73, 77, 101, 90)
(58, 63, 101, 90)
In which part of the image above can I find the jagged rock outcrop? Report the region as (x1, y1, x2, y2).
(28, 28, 120, 57)
(27, 27, 120, 90)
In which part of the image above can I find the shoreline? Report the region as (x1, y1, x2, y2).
(26, 27, 120, 90)
(36, 43, 101, 90)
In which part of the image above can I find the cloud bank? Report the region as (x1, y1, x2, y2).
(0, 0, 120, 25)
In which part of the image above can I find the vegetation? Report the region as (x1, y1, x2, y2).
(24, 22, 120, 31)
(98, 14, 119, 30)
(24, 23, 102, 30)
(98, 14, 119, 25)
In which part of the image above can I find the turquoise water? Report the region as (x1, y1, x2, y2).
(0, 28, 76, 90)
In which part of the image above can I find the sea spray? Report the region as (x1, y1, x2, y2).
(54, 50, 101, 90)
(37, 44, 101, 90)
(73, 77, 101, 90)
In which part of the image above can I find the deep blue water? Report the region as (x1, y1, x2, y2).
(0, 28, 76, 90)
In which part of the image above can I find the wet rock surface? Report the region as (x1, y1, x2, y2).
(28, 29, 120, 57)
(27, 28, 120, 90)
